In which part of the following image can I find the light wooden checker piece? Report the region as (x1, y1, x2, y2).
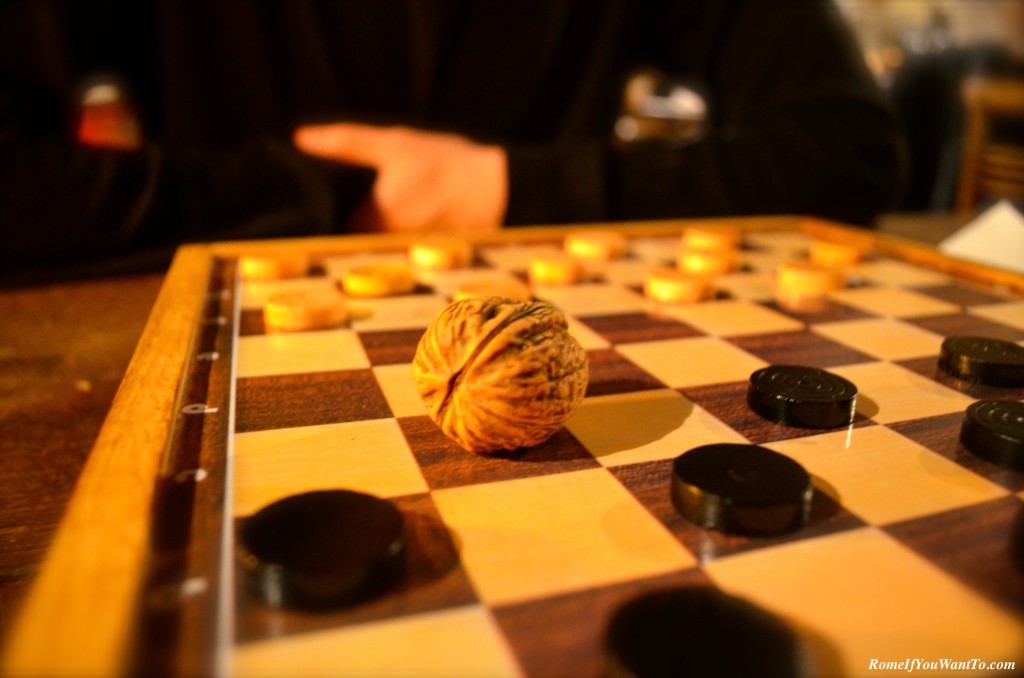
(7, 219, 1024, 678)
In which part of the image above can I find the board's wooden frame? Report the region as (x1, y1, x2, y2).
(4, 216, 1022, 676)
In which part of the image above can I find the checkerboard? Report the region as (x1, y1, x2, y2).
(6, 218, 1024, 677)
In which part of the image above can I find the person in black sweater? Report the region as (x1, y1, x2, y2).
(0, 0, 905, 284)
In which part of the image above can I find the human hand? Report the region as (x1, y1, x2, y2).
(294, 122, 507, 234)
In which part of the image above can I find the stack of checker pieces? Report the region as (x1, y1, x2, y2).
(227, 223, 1024, 677)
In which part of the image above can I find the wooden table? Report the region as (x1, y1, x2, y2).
(0, 214, 978, 619)
(0, 211, 999, 671)
(0, 273, 164, 640)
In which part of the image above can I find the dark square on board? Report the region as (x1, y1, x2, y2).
(398, 416, 599, 490)
(585, 349, 667, 397)
(681, 380, 873, 446)
(764, 299, 873, 325)
(359, 328, 426, 365)
(883, 497, 1024, 612)
(730, 330, 875, 370)
(906, 313, 1024, 343)
(492, 568, 714, 678)
(888, 412, 1024, 492)
(911, 284, 1014, 307)
(239, 308, 265, 336)
(236, 369, 393, 432)
(577, 312, 704, 345)
(897, 356, 1024, 403)
(610, 459, 866, 563)
(234, 492, 479, 643)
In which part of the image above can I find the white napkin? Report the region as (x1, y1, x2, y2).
(938, 200, 1024, 274)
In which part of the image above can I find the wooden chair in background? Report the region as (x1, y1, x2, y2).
(955, 77, 1024, 213)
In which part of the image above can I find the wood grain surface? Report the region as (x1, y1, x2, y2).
(2, 246, 212, 676)
(0, 273, 163, 635)
(3, 214, 1020, 677)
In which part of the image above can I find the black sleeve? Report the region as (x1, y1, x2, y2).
(503, 0, 907, 227)
(0, 126, 374, 286)
(0, 2, 375, 287)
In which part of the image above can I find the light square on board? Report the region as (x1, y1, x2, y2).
(566, 316, 612, 351)
(713, 270, 777, 302)
(372, 363, 427, 418)
(740, 250, 797, 276)
(533, 282, 647, 317)
(743, 229, 811, 253)
(232, 605, 521, 678)
(601, 257, 657, 287)
(565, 388, 746, 467)
(625, 236, 677, 264)
(811, 317, 943, 361)
(346, 294, 450, 332)
(826, 286, 960, 318)
(320, 251, 410, 280)
(477, 243, 563, 272)
(968, 300, 1024, 332)
(236, 329, 369, 378)
(431, 469, 696, 605)
(660, 299, 804, 337)
(232, 419, 428, 516)
(417, 267, 523, 300)
(704, 528, 1024, 678)
(745, 249, 798, 278)
(239, 276, 338, 311)
(615, 336, 768, 389)
(765, 426, 1008, 525)
(828, 360, 976, 424)
(849, 259, 951, 287)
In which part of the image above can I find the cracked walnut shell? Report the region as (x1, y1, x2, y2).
(412, 296, 589, 453)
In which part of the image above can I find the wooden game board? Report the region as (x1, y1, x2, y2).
(5, 216, 1024, 677)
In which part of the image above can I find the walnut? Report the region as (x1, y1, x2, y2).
(412, 296, 589, 453)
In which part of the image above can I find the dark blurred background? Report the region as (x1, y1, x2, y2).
(837, 0, 1024, 214)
